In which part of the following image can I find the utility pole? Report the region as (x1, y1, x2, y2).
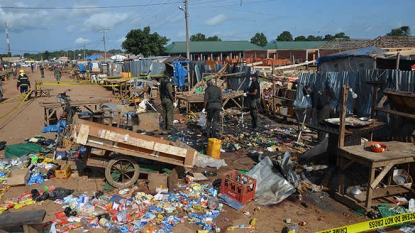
(83, 42, 86, 60)
(100, 29, 108, 62)
(184, 0, 190, 60)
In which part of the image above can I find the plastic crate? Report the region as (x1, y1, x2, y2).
(55, 165, 71, 179)
(220, 170, 256, 204)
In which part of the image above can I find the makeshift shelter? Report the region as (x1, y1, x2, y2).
(375, 49, 415, 70)
(317, 46, 386, 73)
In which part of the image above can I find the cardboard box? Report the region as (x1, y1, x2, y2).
(55, 165, 71, 179)
(7, 168, 30, 186)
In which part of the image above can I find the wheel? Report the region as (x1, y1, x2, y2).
(105, 156, 140, 188)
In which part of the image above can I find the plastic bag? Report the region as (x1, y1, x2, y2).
(49, 187, 74, 200)
(198, 112, 207, 127)
(194, 153, 227, 169)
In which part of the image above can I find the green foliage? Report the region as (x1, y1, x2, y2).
(334, 32, 349, 39)
(190, 33, 221, 41)
(250, 33, 268, 47)
(206, 35, 222, 41)
(190, 33, 206, 41)
(387, 26, 411, 36)
(306, 35, 322, 41)
(323, 34, 335, 41)
(294, 35, 307, 41)
(122, 26, 169, 57)
(277, 31, 293, 41)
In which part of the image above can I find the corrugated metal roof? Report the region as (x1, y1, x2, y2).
(264, 41, 326, 50)
(165, 41, 266, 54)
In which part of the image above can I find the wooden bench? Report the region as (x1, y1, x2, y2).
(0, 209, 46, 233)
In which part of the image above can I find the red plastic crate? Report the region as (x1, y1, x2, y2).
(220, 170, 256, 204)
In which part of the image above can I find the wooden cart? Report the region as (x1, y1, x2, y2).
(70, 119, 197, 188)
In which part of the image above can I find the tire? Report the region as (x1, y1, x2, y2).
(105, 156, 140, 188)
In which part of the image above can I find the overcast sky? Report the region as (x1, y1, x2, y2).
(0, 0, 413, 55)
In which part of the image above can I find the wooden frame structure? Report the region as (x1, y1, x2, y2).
(335, 85, 415, 211)
(71, 119, 196, 168)
(39, 100, 108, 126)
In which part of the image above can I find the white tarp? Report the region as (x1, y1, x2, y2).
(111, 54, 126, 62)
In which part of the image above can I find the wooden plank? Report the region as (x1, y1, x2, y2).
(85, 141, 187, 167)
(77, 124, 89, 145)
(370, 161, 395, 189)
(351, 185, 411, 202)
(0, 210, 46, 228)
(338, 84, 348, 148)
(375, 107, 415, 120)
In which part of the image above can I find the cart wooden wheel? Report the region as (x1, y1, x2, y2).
(105, 156, 140, 188)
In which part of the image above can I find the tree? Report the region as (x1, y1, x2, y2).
(190, 33, 206, 41)
(334, 32, 349, 39)
(387, 26, 411, 36)
(294, 35, 307, 41)
(122, 26, 169, 57)
(190, 33, 221, 41)
(276, 31, 293, 41)
(323, 34, 334, 41)
(206, 35, 222, 41)
(306, 35, 323, 41)
(250, 33, 268, 47)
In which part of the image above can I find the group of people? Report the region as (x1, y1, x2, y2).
(13, 65, 62, 96)
(159, 74, 262, 139)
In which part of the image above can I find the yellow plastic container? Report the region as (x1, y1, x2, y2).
(207, 138, 221, 159)
(121, 72, 131, 78)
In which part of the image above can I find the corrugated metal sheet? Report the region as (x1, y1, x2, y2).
(122, 60, 165, 77)
(295, 69, 415, 138)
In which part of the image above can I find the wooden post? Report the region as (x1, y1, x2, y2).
(338, 84, 348, 148)
(396, 52, 401, 70)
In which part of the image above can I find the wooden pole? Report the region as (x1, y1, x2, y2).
(338, 84, 348, 148)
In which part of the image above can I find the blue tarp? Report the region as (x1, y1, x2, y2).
(316, 46, 386, 64)
(173, 61, 189, 91)
(85, 54, 101, 60)
(78, 64, 86, 73)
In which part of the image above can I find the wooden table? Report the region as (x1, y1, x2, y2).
(40, 100, 108, 126)
(177, 91, 244, 113)
(335, 141, 415, 210)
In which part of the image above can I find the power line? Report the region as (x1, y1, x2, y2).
(0, 2, 183, 10)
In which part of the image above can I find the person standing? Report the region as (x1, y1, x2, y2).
(40, 64, 45, 78)
(0, 75, 3, 102)
(243, 75, 262, 130)
(17, 69, 31, 94)
(30, 63, 34, 73)
(160, 76, 176, 130)
(202, 78, 223, 138)
(54, 65, 62, 84)
(311, 83, 332, 142)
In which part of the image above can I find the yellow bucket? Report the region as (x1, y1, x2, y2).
(207, 138, 221, 159)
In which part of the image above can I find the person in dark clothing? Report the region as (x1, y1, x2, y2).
(54, 66, 62, 84)
(243, 75, 261, 130)
(30, 63, 34, 73)
(160, 76, 176, 130)
(16, 69, 31, 94)
(40, 64, 45, 78)
(202, 78, 223, 138)
(311, 84, 332, 142)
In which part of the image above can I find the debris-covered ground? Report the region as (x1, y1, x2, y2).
(0, 68, 410, 232)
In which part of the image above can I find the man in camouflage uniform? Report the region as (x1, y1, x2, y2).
(202, 78, 223, 138)
(243, 75, 261, 130)
(160, 76, 176, 130)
